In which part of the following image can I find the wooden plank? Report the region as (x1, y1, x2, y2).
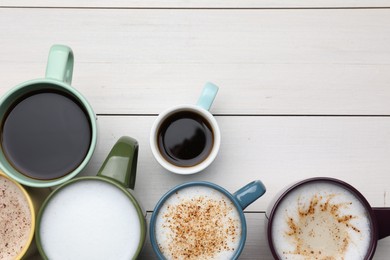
(1, 9, 390, 115)
(77, 116, 390, 212)
(1, 0, 390, 8)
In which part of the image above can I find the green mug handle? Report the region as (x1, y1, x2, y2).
(45, 44, 74, 84)
(97, 136, 139, 190)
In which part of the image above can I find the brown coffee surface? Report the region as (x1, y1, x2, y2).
(159, 195, 240, 259)
(0, 175, 32, 259)
(284, 194, 361, 259)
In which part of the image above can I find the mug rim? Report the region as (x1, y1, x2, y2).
(150, 104, 221, 175)
(0, 171, 35, 259)
(149, 181, 247, 260)
(266, 177, 378, 260)
(35, 176, 146, 259)
(0, 78, 97, 187)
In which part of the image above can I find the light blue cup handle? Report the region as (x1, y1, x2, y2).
(233, 180, 266, 210)
(196, 82, 219, 110)
(45, 44, 74, 84)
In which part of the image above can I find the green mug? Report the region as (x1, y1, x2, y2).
(35, 136, 146, 259)
(0, 45, 97, 187)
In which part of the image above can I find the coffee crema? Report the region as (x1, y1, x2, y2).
(270, 182, 372, 260)
(157, 111, 213, 167)
(155, 186, 241, 259)
(0, 175, 32, 260)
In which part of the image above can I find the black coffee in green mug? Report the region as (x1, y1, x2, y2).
(0, 45, 97, 187)
(1, 88, 92, 180)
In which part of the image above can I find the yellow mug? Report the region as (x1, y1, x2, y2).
(0, 171, 50, 259)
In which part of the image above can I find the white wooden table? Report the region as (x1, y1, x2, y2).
(1, 1, 390, 259)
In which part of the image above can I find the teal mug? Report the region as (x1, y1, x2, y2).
(35, 136, 146, 259)
(150, 180, 266, 259)
(0, 45, 97, 187)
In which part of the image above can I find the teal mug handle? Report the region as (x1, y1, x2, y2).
(196, 82, 219, 110)
(45, 44, 74, 84)
(233, 180, 266, 210)
(97, 136, 139, 190)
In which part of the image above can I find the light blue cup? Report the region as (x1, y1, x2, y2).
(150, 180, 266, 259)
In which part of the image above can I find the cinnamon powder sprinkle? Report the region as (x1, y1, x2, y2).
(159, 196, 240, 259)
(284, 194, 360, 259)
(0, 176, 32, 260)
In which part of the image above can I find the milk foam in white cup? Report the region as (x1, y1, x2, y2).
(266, 177, 390, 260)
(35, 136, 146, 260)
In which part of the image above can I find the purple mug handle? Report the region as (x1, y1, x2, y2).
(373, 208, 390, 239)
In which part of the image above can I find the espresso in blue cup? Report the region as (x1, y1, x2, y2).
(150, 180, 266, 259)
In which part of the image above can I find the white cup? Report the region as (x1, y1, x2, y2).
(150, 82, 221, 175)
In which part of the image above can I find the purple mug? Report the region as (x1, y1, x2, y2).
(266, 177, 390, 260)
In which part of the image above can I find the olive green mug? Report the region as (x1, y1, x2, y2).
(35, 136, 146, 259)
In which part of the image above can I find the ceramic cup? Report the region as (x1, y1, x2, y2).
(0, 44, 97, 187)
(150, 180, 266, 259)
(150, 82, 220, 175)
(266, 177, 390, 260)
(35, 136, 146, 260)
(0, 171, 50, 259)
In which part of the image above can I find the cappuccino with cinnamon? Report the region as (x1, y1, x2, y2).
(270, 181, 373, 259)
(155, 186, 242, 259)
(0, 174, 32, 260)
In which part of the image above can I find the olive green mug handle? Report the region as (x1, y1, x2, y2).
(97, 136, 139, 190)
(45, 44, 74, 84)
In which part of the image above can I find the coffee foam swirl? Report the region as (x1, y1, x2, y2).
(0, 175, 32, 260)
(285, 194, 359, 258)
(271, 182, 372, 260)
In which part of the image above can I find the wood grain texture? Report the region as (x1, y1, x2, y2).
(1, 9, 390, 115)
(78, 116, 390, 212)
(2, 4, 390, 259)
(1, 0, 390, 8)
